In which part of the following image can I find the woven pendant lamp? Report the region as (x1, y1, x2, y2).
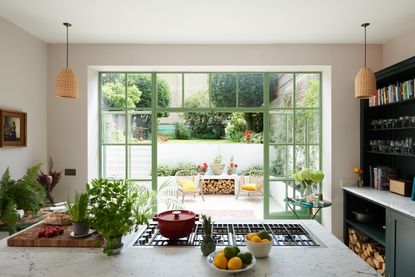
(56, 22, 79, 98)
(355, 23, 376, 99)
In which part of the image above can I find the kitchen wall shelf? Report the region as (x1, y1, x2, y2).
(361, 55, 415, 186)
(369, 127, 415, 131)
(345, 219, 385, 246)
(366, 151, 415, 158)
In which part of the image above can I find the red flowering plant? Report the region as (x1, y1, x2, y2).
(243, 130, 253, 144)
(227, 162, 238, 175)
(197, 163, 208, 175)
(36, 157, 62, 204)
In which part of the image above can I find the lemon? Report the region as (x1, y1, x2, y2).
(251, 235, 262, 243)
(246, 233, 257, 241)
(261, 238, 270, 243)
(218, 249, 225, 255)
(227, 257, 243, 270)
(214, 254, 228, 270)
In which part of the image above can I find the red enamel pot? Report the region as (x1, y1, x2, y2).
(153, 210, 199, 239)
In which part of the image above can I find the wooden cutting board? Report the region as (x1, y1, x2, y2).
(7, 223, 104, 247)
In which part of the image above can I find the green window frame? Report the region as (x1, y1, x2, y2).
(98, 71, 322, 219)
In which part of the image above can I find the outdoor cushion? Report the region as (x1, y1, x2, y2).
(179, 180, 197, 191)
(240, 183, 257, 191)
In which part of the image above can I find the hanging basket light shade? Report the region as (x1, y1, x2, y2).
(56, 68, 79, 98)
(354, 22, 376, 99)
(56, 22, 78, 99)
(354, 67, 376, 99)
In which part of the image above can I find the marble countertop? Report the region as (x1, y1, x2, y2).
(0, 220, 378, 277)
(343, 186, 415, 219)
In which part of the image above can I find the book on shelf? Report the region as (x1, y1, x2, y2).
(369, 79, 415, 107)
(370, 166, 397, 190)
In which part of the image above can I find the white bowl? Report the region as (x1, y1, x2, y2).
(245, 237, 273, 258)
(207, 250, 256, 274)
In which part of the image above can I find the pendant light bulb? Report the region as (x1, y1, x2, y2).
(354, 22, 376, 99)
(56, 22, 79, 99)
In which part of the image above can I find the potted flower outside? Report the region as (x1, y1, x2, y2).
(66, 192, 89, 236)
(87, 179, 155, 255)
(293, 169, 324, 201)
(197, 163, 208, 175)
(0, 164, 45, 234)
(227, 163, 238, 175)
(211, 154, 225, 175)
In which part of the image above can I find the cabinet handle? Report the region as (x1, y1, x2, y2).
(383, 225, 387, 229)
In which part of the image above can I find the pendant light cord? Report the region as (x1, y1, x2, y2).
(66, 24, 69, 68)
(364, 25, 367, 68)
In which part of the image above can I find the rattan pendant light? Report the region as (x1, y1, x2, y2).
(354, 23, 376, 99)
(56, 22, 78, 98)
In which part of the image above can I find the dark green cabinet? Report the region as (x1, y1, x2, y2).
(388, 210, 415, 277)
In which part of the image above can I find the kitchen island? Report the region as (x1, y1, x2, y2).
(0, 220, 378, 277)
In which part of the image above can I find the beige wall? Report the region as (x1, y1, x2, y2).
(47, 43, 383, 239)
(383, 27, 415, 67)
(0, 17, 47, 178)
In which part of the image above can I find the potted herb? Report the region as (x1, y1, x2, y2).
(66, 192, 89, 236)
(87, 179, 155, 255)
(0, 164, 45, 234)
(200, 214, 216, 256)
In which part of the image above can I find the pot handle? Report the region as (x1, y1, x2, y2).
(195, 214, 199, 221)
(152, 215, 158, 221)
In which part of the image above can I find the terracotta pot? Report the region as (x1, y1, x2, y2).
(153, 210, 198, 239)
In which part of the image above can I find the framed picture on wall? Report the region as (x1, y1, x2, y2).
(0, 110, 27, 147)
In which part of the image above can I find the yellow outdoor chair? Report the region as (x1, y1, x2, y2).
(236, 169, 264, 201)
(175, 170, 205, 203)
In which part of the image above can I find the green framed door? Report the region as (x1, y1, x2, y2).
(98, 71, 322, 219)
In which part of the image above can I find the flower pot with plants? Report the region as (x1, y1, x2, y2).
(293, 169, 324, 201)
(211, 154, 225, 175)
(197, 163, 208, 175)
(0, 164, 45, 234)
(36, 157, 62, 205)
(87, 179, 155, 256)
(66, 191, 89, 236)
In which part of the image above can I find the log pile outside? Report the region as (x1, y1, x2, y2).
(202, 179, 234, 194)
(348, 228, 385, 275)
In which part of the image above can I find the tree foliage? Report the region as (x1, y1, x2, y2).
(182, 90, 229, 139)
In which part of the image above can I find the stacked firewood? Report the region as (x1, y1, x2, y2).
(348, 228, 385, 275)
(202, 179, 234, 194)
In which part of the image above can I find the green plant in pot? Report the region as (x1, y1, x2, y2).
(0, 164, 45, 234)
(211, 154, 225, 175)
(87, 179, 155, 255)
(66, 192, 89, 236)
(200, 214, 216, 256)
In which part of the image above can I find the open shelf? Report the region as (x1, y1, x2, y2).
(345, 219, 386, 246)
(368, 97, 415, 109)
(369, 127, 415, 131)
(366, 151, 415, 157)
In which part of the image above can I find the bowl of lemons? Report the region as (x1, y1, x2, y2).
(207, 246, 256, 273)
(245, 230, 273, 258)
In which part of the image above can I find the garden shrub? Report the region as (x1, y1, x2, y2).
(239, 165, 264, 175)
(171, 163, 197, 175)
(183, 91, 229, 139)
(225, 112, 246, 142)
(175, 123, 191, 140)
(157, 164, 173, 176)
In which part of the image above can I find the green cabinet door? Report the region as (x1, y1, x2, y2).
(389, 210, 415, 277)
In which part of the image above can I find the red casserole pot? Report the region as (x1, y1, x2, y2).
(153, 210, 199, 239)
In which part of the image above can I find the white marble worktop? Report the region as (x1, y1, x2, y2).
(343, 186, 415, 219)
(0, 220, 377, 277)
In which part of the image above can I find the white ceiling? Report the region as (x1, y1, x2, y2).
(1, 0, 415, 44)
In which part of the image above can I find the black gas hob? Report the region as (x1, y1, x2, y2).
(132, 222, 319, 247)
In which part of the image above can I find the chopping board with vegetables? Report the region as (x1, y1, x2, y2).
(7, 223, 103, 247)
